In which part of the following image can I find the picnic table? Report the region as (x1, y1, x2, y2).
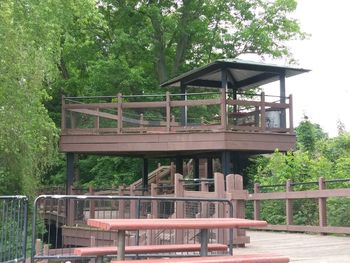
(87, 217, 268, 261)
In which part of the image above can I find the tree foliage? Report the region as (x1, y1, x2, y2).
(0, 0, 59, 195)
(247, 119, 350, 226)
(2, 0, 307, 193)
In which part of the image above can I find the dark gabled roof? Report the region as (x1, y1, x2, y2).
(161, 58, 310, 89)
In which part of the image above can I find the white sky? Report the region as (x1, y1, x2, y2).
(247, 0, 350, 137)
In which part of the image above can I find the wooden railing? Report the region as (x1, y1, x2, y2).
(61, 91, 293, 134)
(249, 177, 350, 234)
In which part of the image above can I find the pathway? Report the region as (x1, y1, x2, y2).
(234, 231, 350, 263)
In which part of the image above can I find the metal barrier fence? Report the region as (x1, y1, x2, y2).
(0, 196, 28, 263)
(31, 195, 233, 262)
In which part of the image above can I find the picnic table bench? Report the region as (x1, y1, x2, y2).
(74, 243, 228, 263)
(111, 254, 290, 263)
(87, 217, 268, 261)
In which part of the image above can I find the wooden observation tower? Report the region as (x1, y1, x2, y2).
(60, 59, 309, 191)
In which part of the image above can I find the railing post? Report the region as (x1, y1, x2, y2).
(118, 185, 125, 218)
(140, 113, 144, 133)
(94, 108, 100, 129)
(117, 93, 122, 133)
(289, 94, 294, 133)
(170, 162, 175, 185)
(220, 88, 227, 130)
(214, 172, 226, 244)
(226, 174, 248, 246)
(166, 91, 171, 132)
(286, 179, 293, 225)
(150, 183, 158, 219)
(253, 183, 261, 220)
(174, 173, 184, 243)
(319, 177, 327, 233)
(260, 92, 266, 131)
(89, 186, 95, 219)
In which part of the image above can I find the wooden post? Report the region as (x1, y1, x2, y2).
(207, 157, 213, 179)
(220, 88, 227, 130)
(61, 95, 66, 131)
(170, 162, 175, 185)
(286, 179, 293, 225)
(117, 93, 122, 133)
(260, 92, 266, 131)
(193, 157, 199, 191)
(175, 156, 183, 175)
(226, 174, 249, 246)
(129, 186, 137, 219)
(254, 106, 259, 127)
(67, 185, 75, 226)
(253, 183, 261, 220)
(140, 113, 144, 133)
(89, 186, 95, 219)
(166, 91, 171, 132)
(118, 185, 125, 218)
(289, 94, 294, 133)
(319, 177, 327, 232)
(35, 239, 41, 256)
(94, 108, 100, 129)
(150, 183, 158, 219)
(174, 173, 184, 243)
(214, 172, 226, 243)
(43, 244, 49, 263)
(280, 71, 286, 129)
(146, 214, 154, 245)
(90, 236, 96, 263)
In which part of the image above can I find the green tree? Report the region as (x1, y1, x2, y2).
(0, 0, 59, 196)
(41, 0, 306, 188)
(295, 115, 328, 156)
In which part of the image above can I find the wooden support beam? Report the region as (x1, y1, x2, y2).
(286, 179, 293, 225)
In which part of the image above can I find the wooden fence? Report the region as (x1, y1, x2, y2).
(249, 177, 350, 234)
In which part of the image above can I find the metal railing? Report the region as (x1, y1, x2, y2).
(0, 196, 28, 263)
(31, 195, 234, 262)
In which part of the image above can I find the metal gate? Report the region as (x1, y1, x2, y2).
(0, 196, 28, 263)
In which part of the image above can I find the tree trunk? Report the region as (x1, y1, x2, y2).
(172, 0, 192, 77)
(149, 7, 168, 84)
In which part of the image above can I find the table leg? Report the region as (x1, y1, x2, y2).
(200, 229, 209, 256)
(117, 230, 126, 261)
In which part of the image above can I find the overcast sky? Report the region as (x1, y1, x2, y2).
(259, 0, 350, 137)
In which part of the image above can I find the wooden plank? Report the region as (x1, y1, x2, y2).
(68, 108, 118, 120)
(249, 188, 350, 200)
(122, 101, 166, 109)
(171, 125, 223, 132)
(252, 224, 350, 234)
(170, 99, 220, 107)
(229, 125, 262, 132)
(65, 103, 117, 109)
(227, 99, 261, 107)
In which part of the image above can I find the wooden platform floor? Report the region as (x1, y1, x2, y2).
(235, 231, 350, 263)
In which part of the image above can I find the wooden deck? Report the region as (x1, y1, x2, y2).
(235, 231, 350, 263)
(60, 130, 295, 156)
(59, 91, 295, 156)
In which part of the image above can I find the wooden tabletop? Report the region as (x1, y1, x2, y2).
(87, 218, 267, 231)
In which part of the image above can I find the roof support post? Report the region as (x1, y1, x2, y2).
(221, 151, 231, 177)
(280, 71, 286, 128)
(193, 157, 200, 191)
(142, 158, 149, 194)
(175, 156, 184, 175)
(66, 153, 75, 195)
(221, 69, 228, 130)
(180, 83, 187, 126)
(207, 157, 213, 179)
